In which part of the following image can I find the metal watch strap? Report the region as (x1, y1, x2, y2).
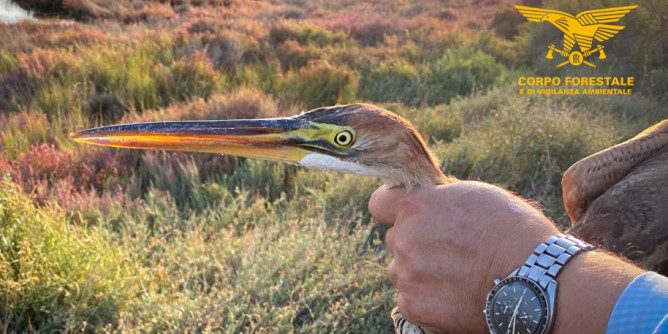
(515, 233, 595, 289)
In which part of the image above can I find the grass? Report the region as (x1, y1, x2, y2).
(0, 178, 142, 332)
(0, 0, 666, 332)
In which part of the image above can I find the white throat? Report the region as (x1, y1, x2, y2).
(298, 153, 386, 178)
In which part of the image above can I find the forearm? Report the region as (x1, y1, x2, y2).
(552, 251, 643, 334)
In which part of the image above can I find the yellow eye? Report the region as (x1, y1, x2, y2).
(334, 130, 354, 147)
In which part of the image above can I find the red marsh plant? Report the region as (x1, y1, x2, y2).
(120, 3, 177, 25)
(0, 21, 109, 54)
(9, 145, 141, 206)
(16, 48, 81, 80)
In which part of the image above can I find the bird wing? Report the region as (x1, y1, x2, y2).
(576, 6, 638, 25)
(573, 34, 593, 51)
(562, 33, 575, 53)
(514, 5, 574, 22)
(562, 120, 668, 223)
(593, 25, 625, 42)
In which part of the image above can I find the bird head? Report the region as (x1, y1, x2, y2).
(71, 103, 449, 188)
(541, 13, 556, 23)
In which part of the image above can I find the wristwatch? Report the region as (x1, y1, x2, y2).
(484, 233, 594, 334)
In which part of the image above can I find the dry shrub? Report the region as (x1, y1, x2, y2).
(127, 99, 210, 123)
(16, 48, 81, 79)
(85, 93, 130, 125)
(137, 151, 234, 203)
(167, 50, 221, 101)
(0, 111, 51, 160)
(129, 88, 281, 122)
(187, 19, 217, 34)
(275, 40, 322, 71)
(0, 69, 34, 111)
(121, 3, 176, 24)
(0, 21, 108, 54)
(62, 0, 111, 19)
(325, 14, 401, 46)
(52, 23, 110, 45)
(171, 0, 239, 7)
(205, 88, 282, 119)
(201, 30, 262, 70)
(269, 20, 347, 47)
(278, 61, 358, 109)
(490, 8, 525, 40)
(0, 157, 10, 177)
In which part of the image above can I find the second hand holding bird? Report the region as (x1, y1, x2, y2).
(369, 181, 642, 334)
(369, 181, 558, 333)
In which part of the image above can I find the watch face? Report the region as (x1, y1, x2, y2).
(485, 277, 549, 334)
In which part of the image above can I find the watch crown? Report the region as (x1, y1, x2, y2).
(494, 278, 501, 285)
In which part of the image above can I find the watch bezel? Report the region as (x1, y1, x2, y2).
(485, 276, 551, 334)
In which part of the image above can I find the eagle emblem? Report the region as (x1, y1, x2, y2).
(515, 5, 637, 68)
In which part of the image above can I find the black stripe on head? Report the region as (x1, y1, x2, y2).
(297, 104, 364, 125)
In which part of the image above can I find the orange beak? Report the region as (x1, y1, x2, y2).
(70, 118, 314, 163)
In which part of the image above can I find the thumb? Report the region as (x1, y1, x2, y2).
(368, 185, 408, 226)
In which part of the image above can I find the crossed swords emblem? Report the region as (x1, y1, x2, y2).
(546, 44, 607, 68)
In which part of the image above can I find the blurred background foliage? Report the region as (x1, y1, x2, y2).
(0, 0, 666, 332)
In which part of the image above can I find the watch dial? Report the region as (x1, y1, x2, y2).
(489, 279, 547, 334)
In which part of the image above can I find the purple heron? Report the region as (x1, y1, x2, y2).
(563, 119, 668, 276)
(72, 103, 667, 333)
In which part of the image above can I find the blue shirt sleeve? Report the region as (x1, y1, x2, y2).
(607, 272, 668, 334)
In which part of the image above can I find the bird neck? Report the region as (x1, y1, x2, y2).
(383, 154, 453, 189)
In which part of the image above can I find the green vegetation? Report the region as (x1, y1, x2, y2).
(0, 178, 141, 332)
(0, 0, 666, 332)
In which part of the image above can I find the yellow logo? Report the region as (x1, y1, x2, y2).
(515, 5, 637, 68)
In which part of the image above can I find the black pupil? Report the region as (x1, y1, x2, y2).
(338, 133, 349, 143)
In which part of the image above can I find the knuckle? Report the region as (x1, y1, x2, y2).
(393, 266, 420, 295)
(391, 234, 414, 256)
(387, 260, 399, 285)
(384, 227, 397, 251)
(398, 197, 422, 217)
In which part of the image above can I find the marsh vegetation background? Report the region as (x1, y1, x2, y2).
(0, 0, 666, 332)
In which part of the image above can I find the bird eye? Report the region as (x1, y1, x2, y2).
(334, 130, 354, 147)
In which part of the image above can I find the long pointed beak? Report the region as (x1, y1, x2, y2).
(70, 118, 313, 163)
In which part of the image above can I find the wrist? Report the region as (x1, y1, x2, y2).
(552, 250, 643, 334)
(481, 221, 557, 303)
(484, 233, 611, 334)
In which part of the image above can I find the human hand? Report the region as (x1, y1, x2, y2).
(369, 181, 559, 333)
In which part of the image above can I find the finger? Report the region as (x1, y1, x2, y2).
(396, 293, 414, 324)
(368, 185, 408, 226)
